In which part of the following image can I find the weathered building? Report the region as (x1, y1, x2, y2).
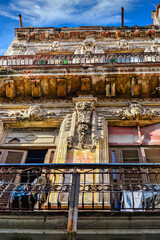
(1, 6, 160, 240)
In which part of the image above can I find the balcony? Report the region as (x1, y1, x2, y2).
(0, 163, 160, 212)
(0, 52, 159, 68)
(0, 163, 160, 238)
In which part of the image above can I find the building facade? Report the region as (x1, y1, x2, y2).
(0, 6, 160, 240)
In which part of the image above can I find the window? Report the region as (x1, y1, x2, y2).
(109, 124, 160, 185)
(110, 148, 144, 185)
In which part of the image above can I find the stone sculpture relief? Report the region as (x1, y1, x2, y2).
(91, 135, 99, 152)
(117, 39, 129, 49)
(67, 136, 74, 149)
(118, 103, 157, 120)
(6, 106, 55, 121)
(76, 101, 94, 149)
(74, 38, 104, 54)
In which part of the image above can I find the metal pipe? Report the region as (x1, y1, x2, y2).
(19, 14, 23, 28)
(121, 7, 124, 28)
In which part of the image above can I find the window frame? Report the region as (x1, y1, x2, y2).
(0, 149, 28, 164)
(109, 147, 148, 184)
(44, 148, 55, 164)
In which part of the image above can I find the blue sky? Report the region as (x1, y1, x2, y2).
(0, 0, 159, 55)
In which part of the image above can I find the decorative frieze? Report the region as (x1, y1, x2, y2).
(118, 103, 157, 120)
(6, 106, 56, 121)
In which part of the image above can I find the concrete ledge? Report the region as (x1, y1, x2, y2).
(0, 213, 160, 239)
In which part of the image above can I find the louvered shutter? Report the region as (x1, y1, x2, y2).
(120, 149, 143, 186)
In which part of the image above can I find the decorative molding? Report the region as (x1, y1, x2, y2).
(76, 101, 95, 149)
(6, 106, 56, 121)
(118, 103, 157, 120)
(64, 114, 72, 131)
(97, 115, 103, 130)
(91, 135, 99, 152)
(67, 136, 74, 149)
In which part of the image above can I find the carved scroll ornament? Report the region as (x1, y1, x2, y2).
(6, 106, 54, 121)
(118, 103, 157, 120)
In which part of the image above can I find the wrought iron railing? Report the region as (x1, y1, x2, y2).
(0, 163, 160, 213)
(0, 52, 159, 68)
(1, 163, 160, 234)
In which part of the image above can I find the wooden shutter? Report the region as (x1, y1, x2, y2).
(2, 150, 27, 164)
(120, 149, 143, 185)
(44, 149, 55, 163)
(109, 148, 144, 186)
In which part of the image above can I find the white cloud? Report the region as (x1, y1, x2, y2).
(0, 10, 18, 20)
(0, 49, 7, 55)
(0, 0, 139, 26)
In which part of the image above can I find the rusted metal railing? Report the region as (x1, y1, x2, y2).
(1, 163, 160, 234)
(0, 163, 159, 212)
(0, 52, 159, 68)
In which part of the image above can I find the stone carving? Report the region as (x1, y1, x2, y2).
(144, 45, 158, 53)
(64, 114, 72, 131)
(74, 38, 104, 54)
(76, 101, 94, 149)
(153, 38, 160, 45)
(12, 43, 26, 50)
(118, 103, 157, 120)
(118, 39, 129, 49)
(91, 136, 99, 152)
(83, 38, 97, 54)
(6, 106, 54, 121)
(51, 41, 62, 51)
(97, 115, 103, 130)
(67, 136, 74, 149)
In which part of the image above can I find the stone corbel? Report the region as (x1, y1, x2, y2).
(106, 78, 116, 97)
(131, 76, 141, 96)
(5, 80, 16, 99)
(80, 77, 91, 92)
(31, 79, 41, 98)
(57, 78, 66, 97)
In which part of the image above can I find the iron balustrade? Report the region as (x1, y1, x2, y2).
(0, 163, 159, 213)
(0, 52, 159, 67)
